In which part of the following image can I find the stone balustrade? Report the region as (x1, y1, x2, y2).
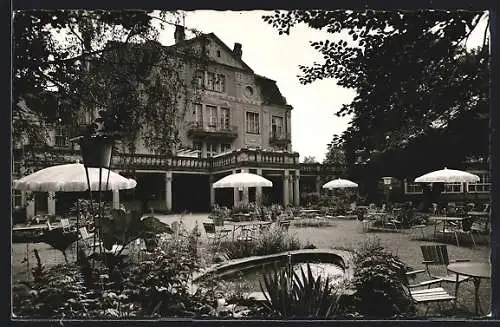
(21, 147, 342, 176)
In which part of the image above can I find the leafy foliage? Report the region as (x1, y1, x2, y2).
(216, 224, 303, 260)
(13, 222, 225, 319)
(303, 156, 317, 163)
(13, 10, 208, 155)
(259, 262, 342, 318)
(263, 10, 489, 184)
(349, 239, 415, 318)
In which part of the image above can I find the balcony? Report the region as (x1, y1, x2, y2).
(299, 162, 345, 176)
(269, 131, 291, 145)
(21, 147, 346, 177)
(187, 121, 238, 140)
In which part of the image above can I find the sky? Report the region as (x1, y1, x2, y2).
(151, 10, 489, 163)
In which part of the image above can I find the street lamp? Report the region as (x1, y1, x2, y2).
(382, 176, 393, 204)
(77, 134, 115, 256)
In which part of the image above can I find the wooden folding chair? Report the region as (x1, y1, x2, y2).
(420, 244, 472, 297)
(409, 287, 456, 316)
(61, 218, 72, 233)
(78, 227, 101, 252)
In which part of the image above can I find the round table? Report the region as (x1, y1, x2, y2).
(447, 262, 490, 315)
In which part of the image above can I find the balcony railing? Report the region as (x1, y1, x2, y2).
(269, 131, 291, 144)
(22, 147, 343, 177)
(299, 162, 345, 175)
(187, 121, 238, 139)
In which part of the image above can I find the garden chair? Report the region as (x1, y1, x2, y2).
(447, 218, 477, 248)
(46, 221, 56, 231)
(60, 218, 72, 233)
(236, 227, 255, 242)
(419, 245, 472, 296)
(278, 220, 291, 231)
(134, 238, 148, 260)
(203, 222, 230, 246)
(78, 227, 101, 252)
(408, 286, 456, 316)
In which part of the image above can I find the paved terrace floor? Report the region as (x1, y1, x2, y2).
(11, 213, 491, 317)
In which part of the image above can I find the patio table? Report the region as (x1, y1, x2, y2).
(225, 220, 273, 240)
(233, 213, 251, 221)
(447, 262, 490, 315)
(299, 209, 320, 218)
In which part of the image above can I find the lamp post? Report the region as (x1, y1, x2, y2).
(77, 134, 115, 256)
(382, 176, 392, 204)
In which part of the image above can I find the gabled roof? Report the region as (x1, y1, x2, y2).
(255, 74, 289, 107)
(169, 32, 254, 72)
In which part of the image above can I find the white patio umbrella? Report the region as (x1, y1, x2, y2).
(213, 172, 273, 188)
(322, 178, 358, 190)
(13, 161, 136, 268)
(414, 167, 480, 183)
(13, 162, 137, 192)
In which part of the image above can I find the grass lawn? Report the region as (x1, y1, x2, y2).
(11, 213, 491, 318)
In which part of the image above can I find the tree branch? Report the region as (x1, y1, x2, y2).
(67, 23, 86, 52)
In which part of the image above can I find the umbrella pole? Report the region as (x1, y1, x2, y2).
(76, 199, 79, 261)
(83, 166, 97, 268)
(98, 167, 103, 256)
(26, 242, 29, 279)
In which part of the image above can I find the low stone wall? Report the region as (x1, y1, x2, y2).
(193, 248, 354, 283)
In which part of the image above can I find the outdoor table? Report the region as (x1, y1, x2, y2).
(225, 220, 273, 240)
(233, 213, 251, 221)
(447, 262, 491, 315)
(428, 216, 463, 240)
(299, 209, 320, 218)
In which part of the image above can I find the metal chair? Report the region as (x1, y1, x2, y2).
(449, 218, 477, 248)
(202, 221, 230, 246)
(61, 218, 72, 233)
(420, 245, 472, 296)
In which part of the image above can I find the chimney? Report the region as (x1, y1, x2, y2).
(233, 42, 242, 58)
(174, 25, 185, 44)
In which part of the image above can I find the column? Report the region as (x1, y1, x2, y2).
(47, 192, 56, 215)
(256, 168, 263, 205)
(241, 168, 249, 205)
(209, 174, 215, 208)
(233, 170, 239, 207)
(165, 171, 173, 212)
(26, 192, 35, 219)
(315, 175, 321, 194)
(283, 170, 289, 207)
(288, 174, 293, 205)
(202, 142, 207, 158)
(112, 189, 120, 209)
(294, 170, 300, 206)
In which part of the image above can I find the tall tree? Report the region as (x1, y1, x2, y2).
(13, 10, 205, 154)
(302, 156, 317, 163)
(263, 10, 489, 181)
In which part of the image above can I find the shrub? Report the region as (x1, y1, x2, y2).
(13, 223, 218, 319)
(348, 239, 415, 318)
(259, 262, 342, 318)
(217, 225, 302, 260)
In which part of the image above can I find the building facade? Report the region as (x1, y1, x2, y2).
(13, 28, 343, 217)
